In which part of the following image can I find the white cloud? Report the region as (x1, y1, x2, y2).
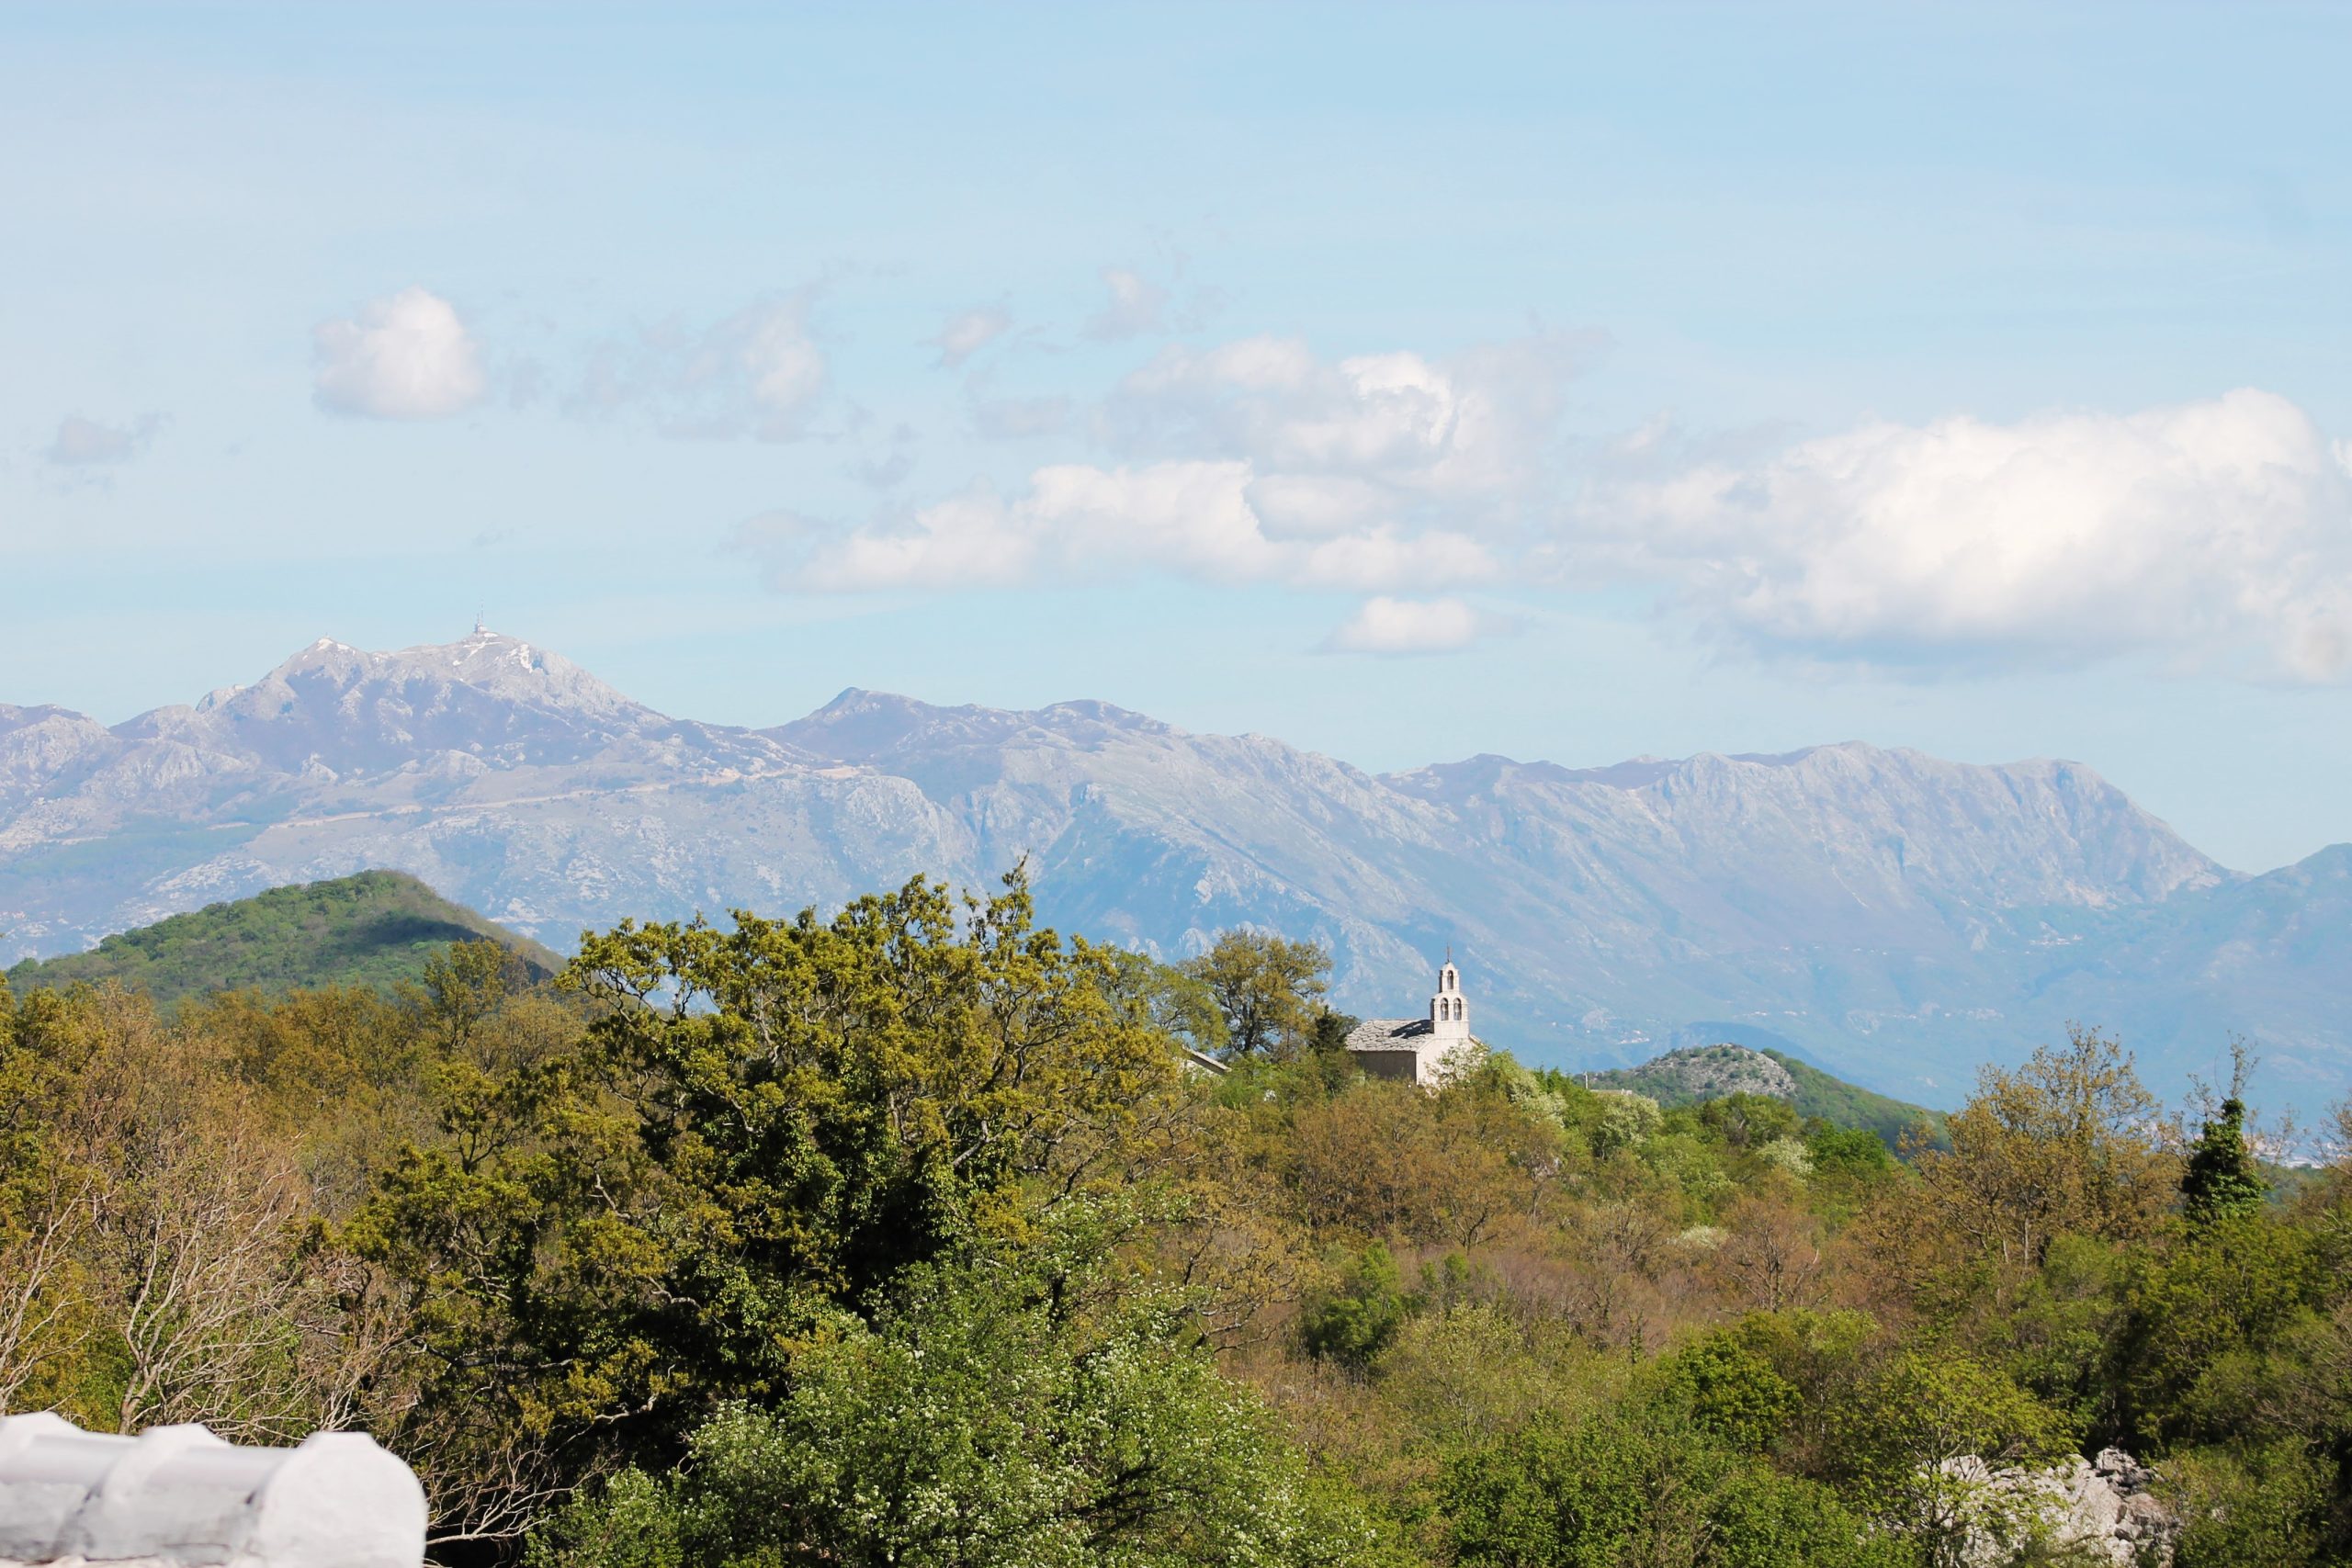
(1083, 266, 1170, 341)
(43, 413, 160, 466)
(1595, 389, 2352, 680)
(1322, 596, 1502, 656)
(729, 287, 2346, 682)
(784, 487, 1042, 592)
(573, 295, 827, 441)
(757, 459, 1498, 595)
(312, 287, 486, 420)
(1243, 474, 1391, 538)
(1105, 330, 1592, 505)
(932, 307, 1011, 368)
(1114, 337, 1459, 470)
(750, 326, 1580, 609)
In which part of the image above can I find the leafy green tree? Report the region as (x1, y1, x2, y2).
(1861, 1030, 2179, 1319)
(1696, 1311, 1878, 1480)
(1592, 1092, 1661, 1157)
(343, 871, 1180, 1548)
(0, 983, 103, 1411)
(531, 1242, 1398, 1568)
(1804, 1123, 1893, 1181)
(1373, 1303, 1600, 1456)
(1097, 947, 1229, 1059)
(1446, 1405, 1894, 1568)
(1915, 1028, 2180, 1269)
(1997, 1234, 2128, 1438)
(1826, 1351, 2079, 1565)
(1697, 1093, 1803, 1152)
(1650, 1336, 1802, 1455)
(2111, 1212, 2323, 1449)
(2162, 1439, 2333, 1568)
(1183, 931, 1329, 1059)
(1300, 1242, 1412, 1370)
(411, 938, 538, 1056)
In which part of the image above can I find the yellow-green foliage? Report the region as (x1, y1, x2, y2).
(5, 881, 2349, 1568)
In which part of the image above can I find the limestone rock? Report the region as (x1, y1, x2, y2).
(1585, 1043, 1800, 1102)
(1936, 1448, 2176, 1567)
(0, 1414, 424, 1568)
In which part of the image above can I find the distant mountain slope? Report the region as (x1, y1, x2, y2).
(5, 870, 560, 1007)
(1582, 1044, 1944, 1147)
(1, 631, 2345, 1106)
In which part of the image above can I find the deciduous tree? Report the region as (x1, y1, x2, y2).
(1184, 931, 1329, 1060)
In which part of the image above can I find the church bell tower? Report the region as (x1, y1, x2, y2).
(1430, 954, 1469, 1044)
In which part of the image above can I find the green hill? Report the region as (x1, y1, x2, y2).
(1581, 1043, 1945, 1149)
(4, 870, 562, 1007)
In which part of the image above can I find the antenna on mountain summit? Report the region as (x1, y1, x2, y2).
(474, 610, 488, 637)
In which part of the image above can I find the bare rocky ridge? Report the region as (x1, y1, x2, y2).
(3, 633, 2346, 1103)
(1581, 1044, 1801, 1102)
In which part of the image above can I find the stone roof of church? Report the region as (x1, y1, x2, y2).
(1344, 1017, 1435, 1051)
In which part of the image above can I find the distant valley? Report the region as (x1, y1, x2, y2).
(5, 630, 2346, 1105)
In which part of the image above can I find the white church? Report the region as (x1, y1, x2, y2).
(1344, 955, 1484, 1086)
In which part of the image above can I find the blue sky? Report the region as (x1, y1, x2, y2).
(6, 3, 2350, 871)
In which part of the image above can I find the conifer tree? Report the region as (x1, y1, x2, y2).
(2181, 1095, 2266, 1224)
(2181, 1043, 2267, 1225)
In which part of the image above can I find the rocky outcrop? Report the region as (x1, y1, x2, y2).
(1938, 1449, 2176, 1567)
(1582, 1043, 1799, 1102)
(0, 1414, 424, 1568)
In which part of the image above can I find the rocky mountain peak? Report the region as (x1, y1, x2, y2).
(129, 631, 662, 776)
(772, 688, 1170, 766)
(269, 630, 646, 721)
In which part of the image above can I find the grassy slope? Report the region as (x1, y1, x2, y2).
(1585, 1044, 1946, 1148)
(5, 870, 562, 1007)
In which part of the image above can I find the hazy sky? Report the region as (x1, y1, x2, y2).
(6, 3, 2350, 872)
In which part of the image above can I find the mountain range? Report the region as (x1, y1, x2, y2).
(5, 630, 2346, 1105)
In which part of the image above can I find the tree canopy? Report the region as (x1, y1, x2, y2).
(6, 885, 2351, 1568)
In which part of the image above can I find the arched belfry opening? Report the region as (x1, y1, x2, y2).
(1430, 955, 1469, 1043)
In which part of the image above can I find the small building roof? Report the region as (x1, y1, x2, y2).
(1344, 1016, 1435, 1051)
(1179, 1045, 1229, 1077)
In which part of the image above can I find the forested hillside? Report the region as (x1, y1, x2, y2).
(1582, 1043, 1948, 1147)
(3, 870, 560, 1007)
(1, 874, 2344, 1567)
